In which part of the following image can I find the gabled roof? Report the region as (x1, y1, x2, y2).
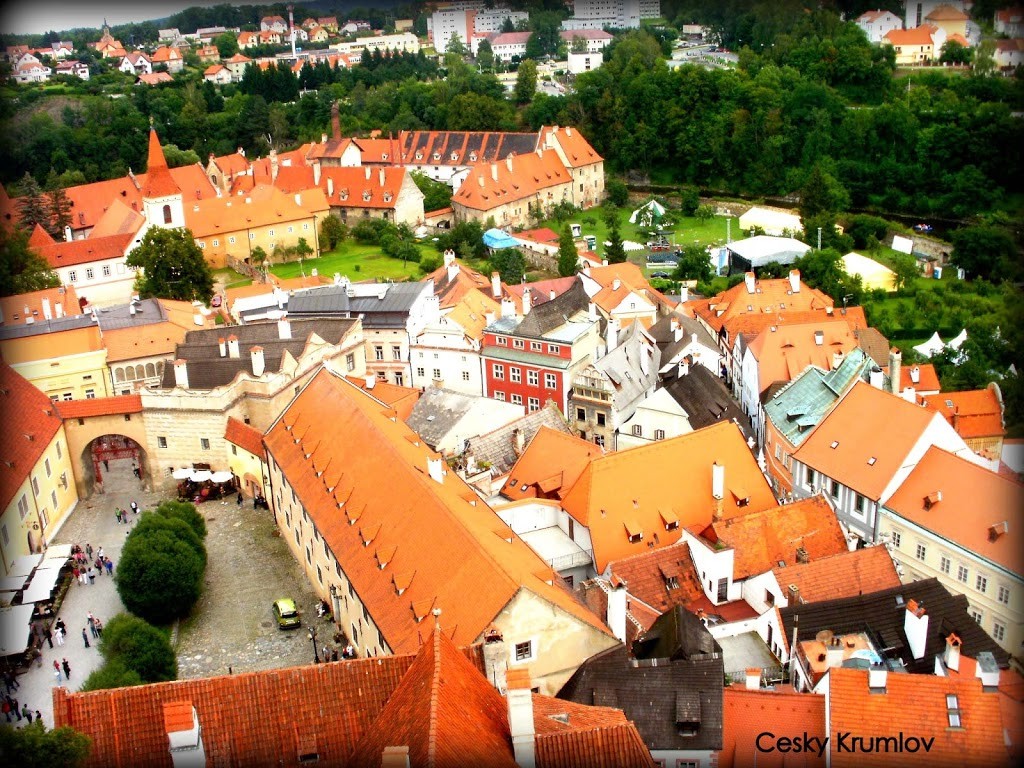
(884, 26, 937, 45)
(660, 364, 752, 437)
(541, 125, 604, 168)
(895, 362, 940, 393)
(608, 541, 705, 615)
(502, 426, 604, 501)
(186, 184, 328, 239)
(405, 387, 522, 451)
(692, 276, 834, 334)
(513, 280, 592, 339)
(854, 326, 890, 367)
(828, 668, 1007, 768)
(88, 198, 145, 239)
(453, 149, 572, 212)
(465, 400, 573, 478)
(0, 285, 80, 327)
(696, 496, 848, 581)
(264, 369, 611, 654)
(792, 381, 948, 500)
(224, 416, 264, 458)
(0, 362, 65, 510)
(885, 446, 1023, 575)
(920, 387, 1004, 439)
(925, 3, 969, 21)
(771, 544, 900, 604)
(581, 322, 660, 412)
(395, 130, 540, 168)
(720, 686, 826, 768)
(55, 394, 142, 419)
(746, 320, 860, 396)
(443, 289, 502, 341)
(778, 577, 1010, 674)
(344, 377, 422, 423)
(583, 262, 676, 314)
(33, 232, 135, 268)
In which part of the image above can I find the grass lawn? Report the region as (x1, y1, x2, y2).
(213, 268, 251, 291)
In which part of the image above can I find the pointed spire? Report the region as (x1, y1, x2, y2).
(141, 129, 180, 200)
(146, 128, 167, 172)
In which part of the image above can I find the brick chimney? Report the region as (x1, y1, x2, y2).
(173, 360, 189, 389)
(904, 599, 928, 660)
(250, 345, 265, 377)
(227, 335, 240, 358)
(889, 347, 901, 395)
(944, 632, 961, 672)
(482, 628, 508, 693)
(506, 669, 536, 768)
(744, 271, 756, 294)
(163, 701, 206, 768)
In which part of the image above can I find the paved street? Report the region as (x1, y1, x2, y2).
(7, 458, 327, 729)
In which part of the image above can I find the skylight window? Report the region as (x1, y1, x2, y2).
(946, 694, 961, 727)
(830, 441, 839, 449)
(867, 457, 877, 465)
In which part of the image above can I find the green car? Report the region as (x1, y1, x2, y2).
(272, 598, 301, 630)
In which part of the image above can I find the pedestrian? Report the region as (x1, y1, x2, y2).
(55, 618, 66, 635)
(6, 695, 19, 721)
(133, 464, 141, 479)
(2, 670, 16, 693)
(87, 613, 97, 638)
(22, 704, 31, 723)
(43, 625, 53, 649)
(33, 647, 43, 668)
(85, 543, 93, 559)
(1, 697, 10, 722)
(62, 658, 71, 680)
(322, 645, 329, 661)
(103, 459, 109, 471)
(82, 628, 90, 648)
(34, 710, 41, 726)
(331, 648, 339, 662)
(115, 508, 122, 524)
(94, 618, 103, 636)
(54, 625, 64, 646)
(94, 556, 104, 575)
(104, 558, 113, 576)
(97, 546, 104, 559)
(130, 500, 139, 515)
(88, 566, 96, 584)
(237, 491, 243, 506)
(71, 566, 79, 584)
(53, 660, 62, 682)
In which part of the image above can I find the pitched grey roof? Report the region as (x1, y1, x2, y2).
(94, 299, 167, 331)
(513, 280, 593, 339)
(0, 314, 95, 339)
(465, 400, 569, 476)
(286, 281, 430, 328)
(558, 607, 724, 751)
(648, 312, 717, 363)
(661, 364, 752, 438)
(158, 318, 358, 390)
(585, 323, 660, 414)
(405, 388, 479, 450)
(855, 327, 890, 368)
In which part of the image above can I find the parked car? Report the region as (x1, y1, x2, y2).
(272, 598, 301, 629)
(651, 271, 671, 278)
(913, 223, 933, 233)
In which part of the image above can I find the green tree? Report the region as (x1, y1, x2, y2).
(515, 59, 537, 104)
(46, 186, 72, 239)
(558, 224, 579, 276)
(476, 39, 495, 72)
(794, 247, 863, 305)
(125, 228, 214, 304)
(605, 218, 627, 264)
(411, 171, 452, 212)
(214, 32, 239, 59)
(446, 32, 468, 57)
(973, 38, 996, 77)
(0, 227, 60, 297)
(161, 144, 202, 168)
(489, 248, 526, 284)
(0, 722, 91, 767)
(319, 215, 346, 250)
(694, 204, 715, 223)
(81, 657, 144, 692)
(419, 251, 442, 273)
(96, 613, 177, 683)
(940, 40, 972, 65)
(950, 226, 1018, 282)
(570, 35, 588, 54)
(889, 252, 920, 292)
(672, 244, 713, 283)
(679, 186, 700, 217)
(605, 180, 629, 208)
(15, 172, 49, 233)
(249, 245, 268, 276)
(846, 214, 889, 249)
(799, 164, 849, 221)
(501, 17, 515, 33)
(154, 500, 207, 540)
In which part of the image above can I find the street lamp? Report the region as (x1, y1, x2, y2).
(308, 624, 320, 663)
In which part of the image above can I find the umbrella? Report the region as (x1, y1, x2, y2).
(210, 471, 234, 483)
(189, 470, 213, 482)
(172, 468, 192, 480)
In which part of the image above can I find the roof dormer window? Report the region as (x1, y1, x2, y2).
(433, 152, 441, 161)
(383, 192, 393, 203)
(450, 151, 459, 161)
(363, 190, 371, 202)
(381, 152, 389, 161)
(415, 151, 423, 161)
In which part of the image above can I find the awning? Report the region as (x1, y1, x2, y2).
(0, 604, 34, 656)
(42, 544, 73, 563)
(190, 470, 213, 482)
(0, 576, 27, 593)
(210, 471, 234, 483)
(8, 553, 43, 578)
(19, 567, 62, 604)
(172, 467, 193, 480)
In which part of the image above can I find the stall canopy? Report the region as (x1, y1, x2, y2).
(8, 553, 43, 578)
(0, 576, 27, 594)
(42, 544, 72, 563)
(172, 467, 193, 480)
(19, 567, 62, 604)
(189, 470, 213, 482)
(210, 471, 234, 483)
(629, 199, 666, 226)
(0, 604, 34, 656)
(483, 228, 520, 251)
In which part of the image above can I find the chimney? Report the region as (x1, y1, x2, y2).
(889, 348, 901, 395)
(869, 366, 884, 390)
(712, 462, 724, 520)
(513, 428, 526, 455)
(678, 359, 689, 378)
(443, 249, 456, 268)
(606, 318, 619, 351)
(364, 375, 376, 390)
(63, 225, 72, 242)
(832, 351, 845, 369)
(490, 163, 498, 182)
(381, 747, 410, 768)
(904, 599, 928, 660)
(482, 629, 508, 693)
(365, 166, 371, 181)
(491, 271, 501, 299)
(427, 457, 445, 484)
(910, 366, 920, 384)
(679, 285, 689, 303)
(227, 335, 240, 358)
(612, 277, 621, 291)
(501, 298, 516, 319)
(173, 360, 189, 389)
(164, 702, 206, 768)
(55, 303, 64, 319)
(607, 577, 627, 642)
(826, 636, 844, 668)
(218, 337, 226, 357)
(379, 168, 386, 187)
(744, 271, 756, 294)
(944, 633, 961, 672)
(550, 290, 556, 301)
(673, 320, 683, 343)
(813, 330, 824, 346)
(294, 193, 302, 206)
(588, 302, 597, 321)
(868, 663, 887, 692)
(277, 318, 292, 339)
(270, 149, 279, 182)
(744, 667, 760, 691)
(485, 311, 496, 327)
(129, 303, 137, 316)
(250, 345, 265, 377)
(506, 154, 513, 172)
(522, 288, 531, 316)
(41, 298, 52, 320)
(506, 669, 536, 768)
(788, 584, 800, 604)
(312, 161, 320, 186)
(975, 651, 1000, 689)
(796, 546, 809, 564)
(789, 269, 801, 293)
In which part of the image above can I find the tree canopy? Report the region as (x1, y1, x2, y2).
(0, 227, 60, 297)
(0, 722, 91, 767)
(557, 225, 579, 277)
(125, 227, 214, 304)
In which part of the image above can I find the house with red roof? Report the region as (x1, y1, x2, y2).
(0, 362, 79, 573)
(855, 9, 903, 42)
(920, 383, 1005, 459)
(202, 63, 231, 85)
(719, 684, 826, 767)
(994, 38, 1024, 69)
(883, 24, 943, 63)
(119, 50, 152, 75)
(0, 285, 79, 328)
(136, 72, 173, 86)
(264, 366, 620, 694)
(224, 51, 252, 80)
(996, 6, 1024, 36)
(880, 445, 1024, 657)
(260, 15, 288, 33)
(149, 45, 184, 73)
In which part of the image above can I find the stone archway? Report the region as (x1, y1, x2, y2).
(80, 435, 149, 497)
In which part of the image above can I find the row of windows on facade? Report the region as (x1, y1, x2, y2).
(891, 528, 1013, 605)
(492, 391, 542, 410)
(67, 262, 135, 283)
(416, 368, 471, 381)
(156, 436, 210, 450)
(196, 222, 311, 250)
(494, 337, 562, 355)
(113, 361, 164, 383)
(491, 364, 557, 389)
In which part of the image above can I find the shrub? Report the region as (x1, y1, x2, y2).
(154, 500, 207, 540)
(98, 613, 177, 683)
(419, 252, 442, 273)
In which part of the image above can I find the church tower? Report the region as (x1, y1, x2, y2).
(141, 129, 184, 229)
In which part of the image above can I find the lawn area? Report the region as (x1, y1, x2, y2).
(213, 268, 251, 291)
(269, 241, 435, 282)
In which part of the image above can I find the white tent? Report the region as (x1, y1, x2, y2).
(19, 567, 62, 604)
(42, 544, 72, 563)
(0, 604, 34, 656)
(948, 328, 967, 350)
(629, 199, 666, 226)
(8, 553, 42, 578)
(913, 332, 946, 358)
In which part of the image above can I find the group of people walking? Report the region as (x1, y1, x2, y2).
(2, 670, 43, 727)
(71, 543, 114, 585)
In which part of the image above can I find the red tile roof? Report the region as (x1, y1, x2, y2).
(55, 394, 142, 419)
(693, 277, 835, 334)
(771, 545, 901, 603)
(264, 369, 611, 655)
(453, 150, 572, 212)
(885, 446, 1024, 574)
(720, 686, 826, 768)
(747, 320, 859, 394)
(894, 362, 940, 393)
(921, 387, 1005, 439)
(502, 426, 604, 502)
(609, 541, 705, 615)
(541, 125, 604, 168)
(0, 362, 64, 510)
(0, 285, 80, 327)
(224, 416, 265, 458)
(33, 232, 135, 269)
(884, 26, 937, 45)
(344, 376, 422, 422)
(828, 667, 1008, 767)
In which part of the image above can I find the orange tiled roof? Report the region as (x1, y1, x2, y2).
(771, 544, 900, 603)
(101, 322, 188, 362)
(54, 394, 142, 419)
(223, 274, 324, 309)
(225, 52, 252, 63)
(224, 416, 265, 458)
(27, 224, 54, 247)
(0, 285, 80, 327)
(792, 381, 940, 500)
(884, 26, 936, 45)
(453, 149, 572, 212)
(149, 45, 181, 63)
(608, 541, 705, 615)
(699, 496, 848, 580)
(203, 64, 226, 76)
(747, 319, 860, 395)
(33, 232, 135, 268)
(921, 387, 1004, 439)
(137, 72, 174, 86)
(423, 259, 515, 310)
(0, 362, 64, 510)
(344, 376, 422, 422)
(720, 686, 826, 768)
(272, 164, 410, 211)
(88, 198, 145, 239)
(264, 369, 611, 654)
(693, 277, 835, 334)
(185, 184, 328, 239)
(502, 426, 604, 502)
(541, 124, 604, 168)
(894, 362, 940, 392)
(585, 262, 677, 313)
(724, 307, 867, 350)
(444, 289, 502, 341)
(885, 446, 1024, 574)
(828, 667, 1007, 768)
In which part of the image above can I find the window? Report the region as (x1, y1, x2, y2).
(993, 622, 1006, 642)
(510, 367, 521, 383)
(1, 525, 7, 547)
(68, 270, 77, 282)
(200, 438, 210, 450)
(947, 694, 961, 727)
(830, 479, 839, 499)
(493, 364, 504, 380)
(102, 265, 110, 277)
(548, 344, 559, 354)
(576, 407, 586, 421)
(417, 367, 425, 378)
(494, 391, 505, 401)
(530, 341, 542, 352)
(84, 389, 95, 399)
(228, 236, 236, 244)
(970, 609, 983, 624)
(268, 229, 275, 236)
(915, 543, 927, 561)
(212, 239, 219, 247)
(497, 336, 507, 346)
(525, 397, 538, 412)
(392, 346, 401, 361)
(594, 434, 605, 447)
(891, 531, 901, 548)
(394, 373, 403, 386)
(31, 476, 40, 496)
(940, 556, 951, 574)
(158, 436, 167, 448)
(717, 578, 728, 602)
(432, 369, 441, 379)
(998, 585, 1011, 605)
(976, 575, 988, 594)
(596, 413, 606, 427)
(44, 458, 51, 477)
(511, 394, 523, 405)
(346, 353, 355, 372)
(85, 268, 94, 280)
(374, 346, 384, 361)
(632, 424, 643, 437)
(18, 494, 28, 520)
(513, 339, 524, 349)
(655, 429, 666, 440)
(957, 565, 969, 583)
(60, 472, 67, 489)
(162, 204, 172, 224)
(514, 641, 533, 661)
(528, 370, 539, 386)
(287, 226, 294, 234)
(806, 468, 817, 488)
(461, 371, 470, 381)
(545, 373, 557, 389)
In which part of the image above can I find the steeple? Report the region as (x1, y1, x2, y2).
(141, 128, 184, 228)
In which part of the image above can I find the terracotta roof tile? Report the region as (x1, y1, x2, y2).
(885, 446, 1024, 574)
(344, 376, 421, 422)
(921, 388, 1005, 439)
(720, 687, 826, 768)
(771, 545, 901, 603)
(541, 125, 604, 168)
(101, 321, 190, 362)
(829, 667, 1008, 767)
(186, 184, 328, 239)
(885, 26, 937, 45)
(747, 320, 860, 395)
(224, 416, 264, 458)
(894, 362, 940, 393)
(609, 542, 705, 615)
(453, 149, 572, 212)
(0, 285, 80, 327)
(141, 130, 180, 197)
(33, 232, 135, 268)
(535, 723, 656, 767)
(55, 394, 142, 419)
(0, 362, 64, 510)
(87, 198, 145, 239)
(502, 426, 603, 502)
(694, 277, 836, 334)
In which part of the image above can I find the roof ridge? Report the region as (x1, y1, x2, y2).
(428, 629, 441, 767)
